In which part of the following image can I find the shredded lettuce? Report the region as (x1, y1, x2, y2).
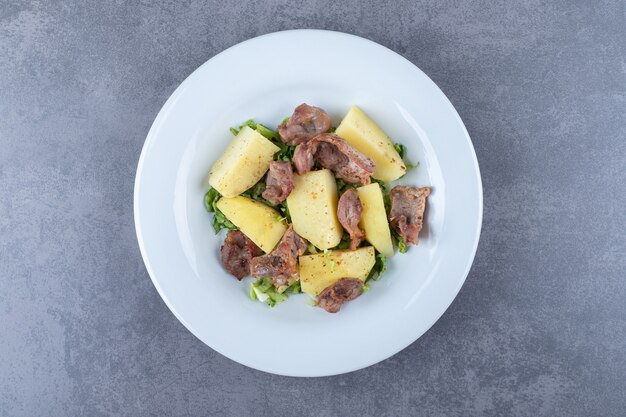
(250, 277, 301, 307)
(204, 188, 220, 212)
(394, 143, 407, 159)
(394, 142, 419, 171)
(230, 119, 257, 136)
(334, 233, 352, 250)
(275, 142, 296, 162)
(211, 210, 237, 234)
(204, 188, 237, 233)
(285, 280, 301, 294)
(241, 181, 267, 202)
(279, 201, 291, 222)
(397, 238, 408, 253)
(241, 180, 288, 212)
(392, 233, 408, 253)
(256, 124, 279, 140)
(336, 179, 357, 195)
(367, 252, 387, 281)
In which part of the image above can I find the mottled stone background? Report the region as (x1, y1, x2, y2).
(1, 1, 625, 416)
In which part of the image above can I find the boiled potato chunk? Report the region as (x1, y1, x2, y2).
(208, 126, 280, 197)
(299, 247, 376, 295)
(357, 183, 394, 258)
(287, 169, 343, 250)
(216, 196, 287, 253)
(335, 106, 406, 182)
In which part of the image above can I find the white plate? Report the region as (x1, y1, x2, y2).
(134, 30, 482, 377)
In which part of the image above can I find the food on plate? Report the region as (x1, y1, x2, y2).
(216, 196, 287, 253)
(209, 126, 280, 197)
(293, 133, 375, 185)
(356, 183, 394, 258)
(337, 189, 365, 250)
(250, 225, 308, 288)
(316, 278, 365, 313)
(221, 230, 264, 280)
(203, 103, 429, 313)
(262, 161, 294, 205)
(389, 185, 430, 246)
(299, 246, 375, 296)
(335, 106, 407, 182)
(286, 169, 343, 250)
(277, 103, 332, 145)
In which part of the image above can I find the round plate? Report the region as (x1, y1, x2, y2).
(134, 30, 482, 377)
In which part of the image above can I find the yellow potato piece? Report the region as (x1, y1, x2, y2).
(287, 169, 343, 250)
(299, 247, 376, 295)
(335, 106, 407, 182)
(216, 196, 287, 253)
(357, 183, 394, 258)
(208, 126, 279, 197)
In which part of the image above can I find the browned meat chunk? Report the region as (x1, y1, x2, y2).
(278, 103, 332, 146)
(293, 134, 375, 185)
(250, 225, 308, 287)
(388, 186, 431, 245)
(337, 189, 365, 250)
(292, 141, 315, 174)
(262, 161, 294, 205)
(220, 230, 264, 280)
(316, 278, 364, 313)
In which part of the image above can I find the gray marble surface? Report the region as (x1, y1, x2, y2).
(1, 1, 625, 416)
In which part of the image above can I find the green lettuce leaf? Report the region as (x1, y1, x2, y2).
(336, 179, 358, 196)
(203, 188, 237, 234)
(307, 243, 319, 254)
(394, 142, 419, 171)
(275, 142, 296, 162)
(279, 201, 291, 222)
(367, 252, 387, 282)
(391, 232, 408, 254)
(334, 233, 352, 250)
(204, 188, 220, 213)
(241, 180, 273, 207)
(250, 277, 301, 307)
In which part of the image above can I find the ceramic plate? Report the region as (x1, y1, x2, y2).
(134, 29, 482, 377)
